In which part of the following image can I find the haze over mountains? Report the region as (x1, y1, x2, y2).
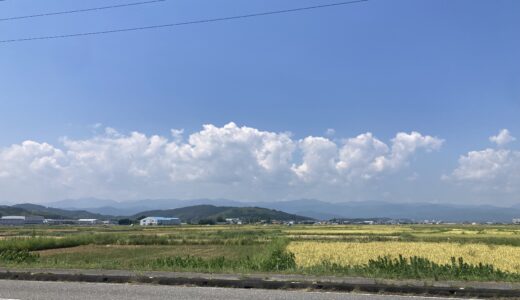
(44, 198, 520, 223)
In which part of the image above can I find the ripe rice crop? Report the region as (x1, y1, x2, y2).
(287, 241, 520, 273)
(438, 229, 520, 236)
(284, 226, 414, 236)
(285, 230, 406, 235)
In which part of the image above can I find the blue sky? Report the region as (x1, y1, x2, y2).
(0, 0, 519, 204)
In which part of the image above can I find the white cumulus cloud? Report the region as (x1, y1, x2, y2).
(490, 129, 516, 146)
(0, 123, 443, 202)
(293, 131, 443, 182)
(447, 129, 520, 193)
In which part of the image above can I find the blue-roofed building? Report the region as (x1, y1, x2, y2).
(139, 217, 181, 226)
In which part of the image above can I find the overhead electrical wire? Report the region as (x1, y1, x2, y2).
(0, 0, 166, 22)
(0, 0, 368, 44)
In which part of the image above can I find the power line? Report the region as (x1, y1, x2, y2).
(0, 0, 368, 44)
(0, 0, 166, 22)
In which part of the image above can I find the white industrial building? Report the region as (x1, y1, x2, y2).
(140, 217, 181, 226)
(0, 216, 44, 226)
(0, 216, 25, 226)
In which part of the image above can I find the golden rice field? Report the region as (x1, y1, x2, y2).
(284, 226, 520, 236)
(287, 241, 520, 273)
(284, 229, 411, 235)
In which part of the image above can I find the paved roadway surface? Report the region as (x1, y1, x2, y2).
(0, 280, 472, 300)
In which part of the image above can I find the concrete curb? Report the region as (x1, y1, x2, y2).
(0, 268, 519, 298)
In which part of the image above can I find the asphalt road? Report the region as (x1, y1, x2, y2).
(0, 280, 472, 300)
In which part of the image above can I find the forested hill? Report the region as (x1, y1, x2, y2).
(132, 205, 311, 223)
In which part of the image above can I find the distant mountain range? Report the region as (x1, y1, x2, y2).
(44, 198, 520, 223)
(0, 203, 310, 223)
(1, 198, 520, 223)
(1, 203, 107, 220)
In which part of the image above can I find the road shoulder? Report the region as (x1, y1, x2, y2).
(0, 267, 519, 298)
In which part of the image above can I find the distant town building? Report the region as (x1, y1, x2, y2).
(24, 216, 45, 225)
(0, 216, 44, 226)
(140, 217, 181, 226)
(0, 216, 25, 226)
(225, 218, 242, 225)
(44, 219, 78, 225)
(77, 219, 102, 225)
(513, 218, 520, 224)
